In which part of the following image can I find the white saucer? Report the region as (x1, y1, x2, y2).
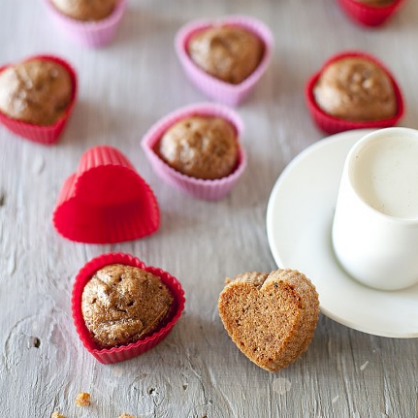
(267, 129, 418, 338)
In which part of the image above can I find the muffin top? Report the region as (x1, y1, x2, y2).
(82, 264, 174, 349)
(354, 0, 395, 6)
(156, 116, 239, 180)
(188, 26, 264, 84)
(0, 59, 73, 125)
(51, 0, 118, 21)
(314, 57, 397, 122)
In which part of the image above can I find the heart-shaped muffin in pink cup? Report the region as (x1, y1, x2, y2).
(53, 145, 159, 243)
(43, 0, 127, 48)
(0, 55, 77, 145)
(142, 102, 247, 201)
(175, 15, 273, 106)
(72, 253, 185, 364)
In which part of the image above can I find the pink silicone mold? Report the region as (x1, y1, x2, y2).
(43, 0, 127, 48)
(142, 102, 247, 201)
(53, 145, 159, 243)
(336, 0, 406, 27)
(0, 55, 77, 145)
(175, 15, 273, 106)
(305, 51, 404, 135)
(72, 252, 185, 364)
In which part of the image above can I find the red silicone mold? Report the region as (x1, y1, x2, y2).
(53, 145, 159, 243)
(72, 253, 185, 364)
(0, 55, 77, 145)
(305, 51, 404, 135)
(142, 102, 247, 201)
(175, 15, 273, 106)
(336, 0, 406, 27)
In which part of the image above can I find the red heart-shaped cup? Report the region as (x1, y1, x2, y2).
(72, 252, 186, 364)
(305, 51, 404, 135)
(0, 55, 77, 145)
(336, 0, 406, 27)
(53, 145, 159, 243)
(175, 15, 273, 106)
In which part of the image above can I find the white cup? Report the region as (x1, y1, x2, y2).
(332, 127, 418, 291)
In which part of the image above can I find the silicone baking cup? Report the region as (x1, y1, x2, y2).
(142, 103, 247, 201)
(336, 0, 406, 27)
(175, 15, 273, 106)
(43, 0, 127, 48)
(72, 253, 185, 364)
(0, 55, 77, 145)
(53, 145, 159, 243)
(305, 51, 404, 135)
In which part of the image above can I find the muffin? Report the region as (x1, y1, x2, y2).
(0, 59, 73, 126)
(81, 264, 174, 349)
(51, 0, 118, 21)
(314, 57, 397, 122)
(156, 115, 239, 180)
(218, 269, 319, 372)
(188, 26, 264, 84)
(354, 0, 395, 6)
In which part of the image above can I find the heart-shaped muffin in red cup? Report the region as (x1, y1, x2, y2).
(0, 55, 77, 145)
(305, 51, 404, 135)
(72, 253, 185, 364)
(336, 0, 406, 27)
(53, 145, 159, 243)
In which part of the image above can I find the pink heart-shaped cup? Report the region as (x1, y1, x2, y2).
(305, 51, 404, 135)
(142, 102, 247, 201)
(72, 252, 185, 364)
(175, 15, 273, 106)
(43, 0, 127, 48)
(336, 0, 406, 27)
(53, 145, 159, 243)
(0, 55, 77, 145)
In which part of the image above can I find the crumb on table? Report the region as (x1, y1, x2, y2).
(75, 392, 91, 407)
(119, 414, 136, 418)
(51, 412, 65, 418)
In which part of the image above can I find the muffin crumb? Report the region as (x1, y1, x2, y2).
(75, 392, 91, 407)
(51, 412, 65, 418)
(118, 415, 136, 418)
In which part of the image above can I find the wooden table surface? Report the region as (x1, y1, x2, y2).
(1, 0, 418, 417)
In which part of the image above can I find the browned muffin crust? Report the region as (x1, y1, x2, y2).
(156, 116, 239, 180)
(51, 0, 118, 21)
(82, 264, 174, 349)
(314, 57, 397, 122)
(354, 0, 395, 6)
(219, 269, 319, 372)
(0, 59, 72, 125)
(188, 26, 264, 84)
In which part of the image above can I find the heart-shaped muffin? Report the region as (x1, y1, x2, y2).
(218, 269, 319, 372)
(53, 145, 159, 243)
(72, 252, 186, 364)
(175, 16, 273, 106)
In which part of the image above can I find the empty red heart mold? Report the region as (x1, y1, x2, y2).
(0, 55, 77, 145)
(53, 145, 159, 243)
(72, 252, 185, 364)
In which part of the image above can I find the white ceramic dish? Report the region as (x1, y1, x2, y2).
(266, 129, 418, 338)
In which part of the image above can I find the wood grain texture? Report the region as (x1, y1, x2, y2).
(1, 0, 418, 417)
